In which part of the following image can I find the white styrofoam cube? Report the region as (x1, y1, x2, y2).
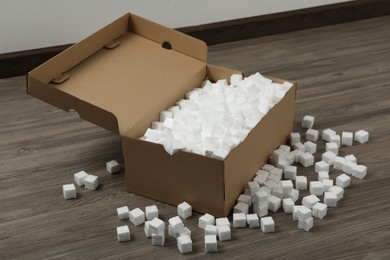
(353, 165, 367, 179)
(322, 128, 336, 142)
(322, 151, 337, 166)
(306, 128, 319, 142)
(177, 235, 192, 254)
(233, 213, 247, 228)
(318, 171, 329, 181)
(290, 132, 301, 146)
(178, 202, 192, 219)
(254, 170, 269, 185)
(268, 195, 282, 212)
(217, 225, 231, 241)
(296, 206, 312, 220)
(333, 156, 346, 170)
(299, 152, 314, 167)
(106, 160, 120, 174)
(315, 161, 329, 173)
(326, 142, 339, 155)
(271, 184, 284, 199)
(302, 195, 320, 209)
(343, 161, 355, 175)
(248, 181, 261, 196)
(199, 213, 215, 230)
(216, 217, 230, 227)
(129, 208, 145, 226)
(205, 224, 218, 236)
(354, 130, 369, 144)
(282, 198, 295, 214)
(169, 216, 184, 234)
(294, 142, 306, 152)
(152, 232, 165, 246)
(293, 206, 305, 221)
(324, 192, 338, 207)
(254, 189, 269, 206)
(84, 174, 99, 190)
(312, 202, 327, 219)
(149, 218, 165, 234)
(246, 213, 259, 228)
(74, 171, 88, 186)
(295, 176, 307, 190)
(336, 173, 351, 188)
(262, 164, 275, 172)
(159, 110, 173, 122)
(234, 201, 249, 214)
(279, 144, 291, 153)
(298, 216, 313, 232)
(144, 221, 153, 238)
(310, 181, 324, 196)
(281, 180, 294, 196)
(117, 206, 130, 220)
(284, 165, 297, 180)
(145, 205, 159, 221)
(345, 154, 357, 164)
(321, 179, 334, 192)
(329, 186, 344, 201)
(264, 180, 278, 190)
(286, 189, 300, 202)
(237, 194, 252, 206)
(117, 225, 131, 242)
(341, 132, 353, 146)
(205, 234, 218, 253)
(254, 204, 268, 218)
(63, 184, 77, 200)
(329, 135, 341, 147)
(260, 216, 275, 233)
(304, 141, 317, 154)
(302, 115, 315, 129)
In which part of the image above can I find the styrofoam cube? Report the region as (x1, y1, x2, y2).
(302, 195, 320, 209)
(248, 181, 261, 196)
(281, 180, 294, 196)
(145, 205, 159, 221)
(345, 154, 357, 164)
(129, 208, 145, 226)
(286, 189, 300, 202)
(336, 173, 351, 188)
(262, 164, 275, 172)
(354, 130, 369, 144)
(333, 156, 346, 170)
(152, 232, 165, 246)
(318, 171, 329, 181)
(260, 216, 275, 233)
(312, 202, 327, 219)
(217, 225, 231, 241)
(254, 190, 269, 206)
(268, 168, 283, 182)
(177, 202, 192, 219)
(199, 213, 215, 230)
(63, 184, 77, 200)
(302, 115, 315, 129)
(322, 128, 336, 142)
(268, 195, 282, 212)
(284, 165, 297, 180)
(117, 225, 131, 242)
(353, 165, 367, 179)
(177, 235, 192, 254)
(310, 181, 324, 196)
(117, 206, 130, 220)
(299, 152, 314, 167)
(205, 224, 218, 236)
(322, 151, 337, 166)
(293, 206, 305, 221)
(237, 194, 252, 206)
(341, 132, 353, 146)
(326, 142, 339, 155)
(246, 213, 259, 228)
(324, 192, 338, 207)
(294, 142, 306, 152)
(205, 235, 218, 253)
(234, 201, 249, 214)
(149, 218, 165, 234)
(343, 161, 355, 175)
(74, 171, 88, 186)
(304, 141, 317, 154)
(106, 160, 120, 173)
(144, 221, 153, 238)
(254, 204, 268, 218)
(306, 128, 319, 142)
(84, 174, 99, 190)
(298, 216, 313, 232)
(272, 184, 284, 199)
(295, 176, 307, 190)
(290, 132, 301, 146)
(329, 186, 344, 201)
(216, 217, 230, 227)
(264, 180, 278, 190)
(254, 170, 269, 185)
(329, 135, 341, 147)
(296, 206, 312, 220)
(315, 161, 329, 173)
(321, 179, 334, 192)
(283, 198, 295, 214)
(233, 213, 247, 228)
(169, 216, 184, 234)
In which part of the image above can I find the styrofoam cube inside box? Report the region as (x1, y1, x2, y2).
(117, 225, 131, 242)
(318, 171, 329, 181)
(268, 195, 282, 212)
(283, 198, 295, 214)
(298, 217, 313, 232)
(302, 115, 315, 129)
(304, 141, 317, 154)
(341, 132, 353, 146)
(354, 130, 369, 144)
(306, 128, 319, 142)
(234, 201, 249, 214)
(322, 128, 336, 142)
(216, 217, 230, 227)
(264, 180, 278, 190)
(217, 225, 231, 241)
(246, 213, 259, 228)
(315, 160, 329, 173)
(74, 171, 88, 186)
(237, 194, 252, 206)
(177, 235, 192, 254)
(145, 205, 159, 221)
(329, 186, 344, 201)
(233, 213, 247, 228)
(284, 165, 297, 180)
(63, 184, 77, 200)
(324, 192, 338, 207)
(322, 151, 337, 166)
(281, 180, 294, 195)
(302, 195, 320, 209)
(326, 142, 339, 155)
(295, 176, 308, 190)
(199, 214, 215, 230)
(106, 160, 120, 173)
(261, 216, 275, 233)
(293, 206, 304, 221)
(286, 189, 300, 202)
(205, 224, 217, 236)
(117, 206, 130, 220)
(205, 234, 218, 253)
(310, 181, 324, 196)
(312, 202, 327, 219)
(292, 150, 304, 164)
(129, 208, 145, 226)
(333, 156, 346, 170)
(290, 132, 301, 146)
(84, 174, 99, 190)
(279, 144, 291, 153)
(268, 167, 283, 181)
(248, 181, 261, 196)
(353, 165, 367, 179)
(178, 202, 192, 219)
(322, 179, 334, 192)
(299, 152, 314, 167)
(336, 173, 351, 188)
(329, 135, 341, 147)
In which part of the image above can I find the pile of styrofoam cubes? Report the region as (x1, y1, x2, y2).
(141, 73, 294, 159)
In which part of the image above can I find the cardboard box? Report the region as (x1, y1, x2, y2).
(27, 13, 296, 217)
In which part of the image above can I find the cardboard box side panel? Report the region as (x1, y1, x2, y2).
(28, 14, 129, 83)
(27, 77, 119, 133)
(206, 65, 242, 83)
(122, 137, 226, 216)
(128, 13, 207, 63)
(224, 84, 297, 214)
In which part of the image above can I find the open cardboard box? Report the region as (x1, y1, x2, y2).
(27, 13, 296, 217)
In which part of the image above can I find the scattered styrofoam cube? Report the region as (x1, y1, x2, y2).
(84, 174, 99, 190)
(205, 224, 217, 236)
(248, 181, 261, 196)
(354, 130, 369, 144)
(283, 198, 295, 214)
(117, 206, 130, 220)
(315, 161, 329, 173)
(254, 204, 268, 218)
(264, 180, 278, 190)
(230, 73, 243, 85)
(260, 216, 275, 233)
(294, 142, 306, 152)
(254, 189, 269, 206)
(169, 216, 184, 234)
(268, 195, 282, 212)
(246, 214, 259, 228)
(324, 192, 338, 207)
(353, 165, 367, 179)
(295, 176, 307, 190)
(271, 184, 284, 199)
(343, 161, 355, 175)
(262, 164, 275, 172)
(329, 186, 344, 201)
(233, 213, 247, 228)
(254, 170, 269, 185)
(234, 201, 249, 214)
(318, 171, 329, 181)
(312, 202, 327, 219)
(322, 151, 337, 166)
(117, 225, 131, 242)
(279, 144, 291, 153)
(281, 180, 294, 196)
(333, 156, 346, 170)
(326, 142, 339, 155)
(290, 132, 301, 146)
(178, 202, 192, 219)
(286, 189, 300, 202)
(217, 225, 231, 241)
(302, 195, 320, 209)
(329, 135, 341, 147)
(237, 194, 252, 206)
(177, 235, 192, 254)
(144, 221, 153, 238)
(129, 208, 145, 226)
(299, 152, 314, 167)
(268, 168, 283, 182)
(145, 205, 159, 221)
(199, 213, 215, 230)
(321, 179, 334, 192)
(293, 206, 305, 221)
(341, 132, 353, 146)
(345, 154, 357, 164)
(284, 165, 297, 180)
(298, 216, 313, 232)
(296, 206, 312, 221)
(106, 160, 120, 173)
(216, 217, 230, 227)
(306, 128, 319, 142)
(74, 171, 88, 186)
(310, 181, 324, 196)
(152, 231, 165, 246)
(322, 128, 336, 142)
(302, 115, 315, 129)
(63, 184, 77, 200)
(336, 173, 351, 188)
(205, 234, 218, 253)
(304, 141, 317, 154)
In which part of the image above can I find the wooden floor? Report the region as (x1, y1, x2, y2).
(1, 16, 390, 259)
